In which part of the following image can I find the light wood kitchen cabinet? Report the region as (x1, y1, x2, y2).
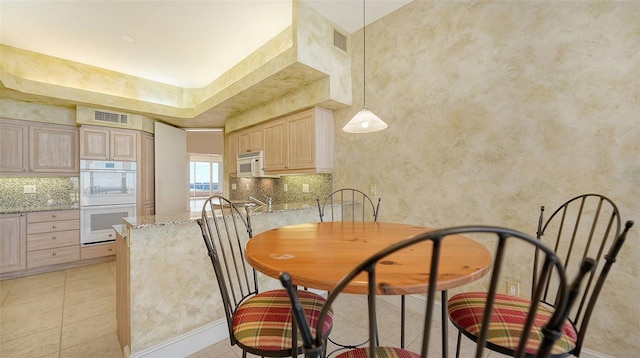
(80, 125, 138, 161)
(262, 118, 287, 171)
(228, 133, 239, 175)
(0, 213, 27, 274)
(26, 210, 80, 269)
(137, 132, 155, 216)
(238, 125, 264, 153)
(0, 119, 79, 174)
(263, 107, 334, 174)
(81, 242, 115, 260)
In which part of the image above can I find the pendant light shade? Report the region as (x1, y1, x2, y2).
(343, 0, 388, 134)
(342, 106, 388, 133)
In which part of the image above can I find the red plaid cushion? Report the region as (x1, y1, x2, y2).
(448, 292, 577, 355)
(233, 289, 332, 351)
(336, 346, 420, 358)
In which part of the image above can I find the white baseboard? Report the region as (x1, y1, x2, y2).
(130, 319, 229, 358)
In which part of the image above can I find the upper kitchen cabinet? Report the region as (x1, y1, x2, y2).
(80, 125, 138, 161)
(263, 118, 287, 171)
(238, 125, 264, 153)
(263, 107, 334, 174)
(0, 119, 79, 174)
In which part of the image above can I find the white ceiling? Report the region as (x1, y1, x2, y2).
(0, 0, 411, 89)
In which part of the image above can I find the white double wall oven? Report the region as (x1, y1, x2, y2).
(80, 160, 136, 245)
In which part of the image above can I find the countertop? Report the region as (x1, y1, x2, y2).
(0, 203, 80, 214)
(122, 201, 319, 229)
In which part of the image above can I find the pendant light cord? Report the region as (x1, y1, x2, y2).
(362, 0, 367, 108)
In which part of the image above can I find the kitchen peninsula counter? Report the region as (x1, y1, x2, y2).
(116, 202, 321, 358)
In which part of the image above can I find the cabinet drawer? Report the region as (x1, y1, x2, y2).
(27, 219, 79, 234)
(27, 245, 80, 268)
(27, 210, 79, 223)
(81, 243, 116, 260)
(27, 230, 79, 251)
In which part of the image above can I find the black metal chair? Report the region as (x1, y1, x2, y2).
(280, 225, 597, 358)
(449, 194, 633, 357)
(317, 188, 380, 222)
(197, 195, 333, 358)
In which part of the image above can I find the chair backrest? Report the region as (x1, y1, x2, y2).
(316, 188, 380, 222)
(196, 195, 256, 343)
(534, 193, 629, 355)
(281, 226, 595, 358)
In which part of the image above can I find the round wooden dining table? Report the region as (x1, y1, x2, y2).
(245, 221, 492, 295)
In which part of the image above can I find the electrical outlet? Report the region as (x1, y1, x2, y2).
(23, 185, 36, 194)
(507, 281, 520, 297)
(302, 183, 309, 193)
(370, 184, 376, 195)
(231, 183, 237, 190)
(284, 183, 288, 192)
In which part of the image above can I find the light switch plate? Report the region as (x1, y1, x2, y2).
(23, 185, 36, 194)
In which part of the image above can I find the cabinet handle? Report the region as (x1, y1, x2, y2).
(52, 252, 57, 256)
(52, 225, 57, 229)
(108, 248, 113, 252)
(52, 236, 57, 240)
(52, 214, 57, 218)
(23, 168, 27, 172)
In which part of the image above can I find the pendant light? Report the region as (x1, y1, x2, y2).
(342, 0, 388, 134)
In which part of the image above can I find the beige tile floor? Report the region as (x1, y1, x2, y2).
(1, 263, 506, 358)
(0, 262, 121, 358)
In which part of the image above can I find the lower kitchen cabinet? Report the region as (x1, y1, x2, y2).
(1, 209, 117, 280)
(0, 213, 27, 274)
(81, 242, 116, 260)
(26, 210, 80, 269)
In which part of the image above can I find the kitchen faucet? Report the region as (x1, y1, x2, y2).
(248, 195, 271, 208)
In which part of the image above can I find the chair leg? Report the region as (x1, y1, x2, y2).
(401, 295, 406, 348)
(441, 290, 448, 358)
(455, 330, 462, 358)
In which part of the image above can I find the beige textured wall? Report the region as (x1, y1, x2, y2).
(333, 1, 639, 356)
(186, 131, 223, 155)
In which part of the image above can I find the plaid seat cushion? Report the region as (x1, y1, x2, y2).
(233, 289, 332, 351)
(336, 346, 420, 358)
(448, 292, 577, 355)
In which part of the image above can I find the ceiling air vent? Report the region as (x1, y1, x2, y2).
(94, 110, 128, 125)
(333, 29, 347, 52)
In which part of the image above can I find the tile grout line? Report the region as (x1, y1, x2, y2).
(58, 268, 69, 358)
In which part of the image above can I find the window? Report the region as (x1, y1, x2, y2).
(189, 155, 222, 211)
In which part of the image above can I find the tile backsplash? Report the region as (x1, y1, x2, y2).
(229, 174, 333, 204)
(0, 177, 79, 213)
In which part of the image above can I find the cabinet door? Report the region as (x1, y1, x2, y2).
(0, 213, 27, 274)
(138, 132, 155, 216)
(110, 129, 138, 161)
(30, 124, 79, 173)
(263, 118, 287, 171)
(286, 112, 315, 170)
(0, 121, 29, 173)
(228, 133, 239, 174)
(249, 127, 264, 152)
(80, 127, 110, 160)
(238, 132, 251, 153)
